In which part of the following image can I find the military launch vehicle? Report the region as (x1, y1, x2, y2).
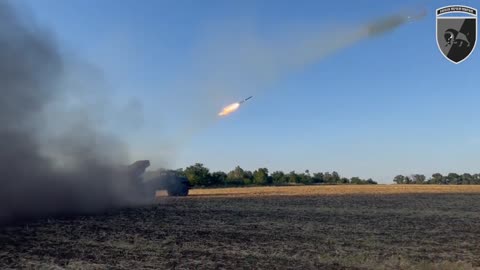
(125, 160, 190, 198)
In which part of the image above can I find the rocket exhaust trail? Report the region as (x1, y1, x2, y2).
(366, 9, 426, 37)
(218, 96, 253, 116)
(215, 10, 426, 118)
(213, 8, 426, 119)
(149, 7, 428, 161)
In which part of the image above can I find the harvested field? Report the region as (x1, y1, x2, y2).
(189, 184, 480, 196)
(2, 185, 480, 269)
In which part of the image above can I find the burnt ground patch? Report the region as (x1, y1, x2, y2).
(1, 191, 480, 269)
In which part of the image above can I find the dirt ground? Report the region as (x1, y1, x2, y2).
(1, 185, 480, 269)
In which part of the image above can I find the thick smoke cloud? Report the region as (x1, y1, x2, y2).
(0, 2, 140, 224)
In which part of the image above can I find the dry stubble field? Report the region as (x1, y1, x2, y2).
(1, 185, 480, 269)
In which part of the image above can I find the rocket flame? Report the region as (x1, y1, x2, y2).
(218, 102, 240, 116)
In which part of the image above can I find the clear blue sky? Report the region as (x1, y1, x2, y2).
(17, 0, 479, 183)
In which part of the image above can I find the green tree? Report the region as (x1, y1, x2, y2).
(366, 178, 377, 184)
(461, 173, 473, 185)
(271, 171, 286, 184)
(340, 177, 350, 184)
(473, 174, 480, 184)
(304, 174, 314, 184)
(244, 170, 254, 185)
(287, 171, 300, 183)
(312, 172, 324, 184)
(185, 163, 211, 186)
(447, 173, 460, 185)
(404, 176, 412, 184)
(430, 173, 444, 184)
(211, 171, 227, 186)
(393, 175, 405, 184)
(226, 166, 246, 186)
(299, 170, 312, 184)
(253, 168, 269, 185)
(298, 172, 312, 184)
(351, 177, 377, 185)
(411, 174, 426, 184)
(176, 164, 480, 187)
(323, 172, 333, 184)
(332, 171, 341, 183)
(350, 177, 363, 184)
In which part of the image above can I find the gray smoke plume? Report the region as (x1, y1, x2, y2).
(165, 8, 425, 149)
(0, 2, 141, 224)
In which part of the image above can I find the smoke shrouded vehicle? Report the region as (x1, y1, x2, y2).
(125, 160, 190, 197)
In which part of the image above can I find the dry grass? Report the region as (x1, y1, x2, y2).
(190, 184, 480, 197)
(2, 185, 480, 269)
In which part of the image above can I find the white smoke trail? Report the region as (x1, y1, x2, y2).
(166, 9, 424, 148)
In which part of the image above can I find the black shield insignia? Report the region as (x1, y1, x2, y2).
(436, 6, 477, 64)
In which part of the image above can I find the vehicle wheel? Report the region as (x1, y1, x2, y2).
(177, 186, 189, 196)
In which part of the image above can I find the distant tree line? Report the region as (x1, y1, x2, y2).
(166, 163, 377, 187)
(393, 173, 480, 185)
